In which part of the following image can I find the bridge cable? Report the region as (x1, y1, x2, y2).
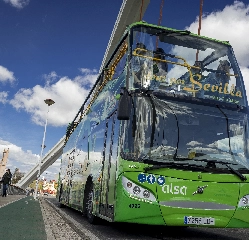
(156, 0, 164, 48)
(139, 0, 144, 21)
(196, 0, 204, 61)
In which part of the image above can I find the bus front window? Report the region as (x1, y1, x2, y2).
(129, 25, 247, 107)
(121, 96, 249, 171)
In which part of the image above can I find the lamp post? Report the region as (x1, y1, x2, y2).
(34, 98, 55, 200)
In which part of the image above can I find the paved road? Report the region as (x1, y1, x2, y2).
(46, 196, 249, 240)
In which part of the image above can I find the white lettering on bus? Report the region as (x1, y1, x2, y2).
(162, 183, 187, 195)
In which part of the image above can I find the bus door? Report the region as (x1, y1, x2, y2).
(99, 112, 119, 219)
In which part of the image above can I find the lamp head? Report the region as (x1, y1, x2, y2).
(44, 99, 55, 106)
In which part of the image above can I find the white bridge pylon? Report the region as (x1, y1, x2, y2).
(17, 0, 150, 189)
(16, 136, 65, 189)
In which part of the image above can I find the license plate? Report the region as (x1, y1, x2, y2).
(184, 216, 215, 225)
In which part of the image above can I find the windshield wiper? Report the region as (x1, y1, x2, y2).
(138, 155, 159, 165)
(154, 29, 191, 36)
(175, 158, 247, 181)
(225, 163, 247, 181)
(144, 161, 192, 172)
(139, 155, 183, 169)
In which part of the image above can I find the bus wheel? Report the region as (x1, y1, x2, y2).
(58, 196, 65, 208)
(58, 187, 64, 208)
(86, 183, 98, 224)
(58, 202, 64, 208)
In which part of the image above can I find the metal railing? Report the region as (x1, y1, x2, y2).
(0, 183, 26, 195)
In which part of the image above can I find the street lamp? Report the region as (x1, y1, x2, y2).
(34, 98, 55, 200)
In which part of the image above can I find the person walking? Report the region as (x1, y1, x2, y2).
(1, 169, 12, 197)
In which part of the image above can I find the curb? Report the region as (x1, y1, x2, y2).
(44, 198, 100, 240)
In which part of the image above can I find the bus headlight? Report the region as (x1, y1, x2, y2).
(143, 190, 150, 198)
(133, 186, 141, 195)
(242, 196, 248, 205)
(122, 176, 156, 202)
(238, 194, 249, 207)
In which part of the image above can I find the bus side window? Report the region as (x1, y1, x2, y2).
(108, 40, 128, 81)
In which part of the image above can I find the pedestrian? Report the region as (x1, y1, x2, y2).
(26, 188, 30, 196)
(1, 169, 12, 197)
(30, 188, 34, 196)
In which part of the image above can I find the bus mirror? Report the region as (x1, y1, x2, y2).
(117, 88, 131, 120)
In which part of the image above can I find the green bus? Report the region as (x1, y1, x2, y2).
(57, 21, 249, 227)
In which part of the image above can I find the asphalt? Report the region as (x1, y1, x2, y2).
(0, 195, 47, 240)
(0, 194, 90, 240)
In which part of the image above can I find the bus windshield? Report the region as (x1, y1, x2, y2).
(129, 25, 247, 107)
(121, 96, 249, 171)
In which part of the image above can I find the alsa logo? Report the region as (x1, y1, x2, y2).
(162, 183, 187, 195)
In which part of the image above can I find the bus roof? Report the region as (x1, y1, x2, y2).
(126, 21, 231, 47)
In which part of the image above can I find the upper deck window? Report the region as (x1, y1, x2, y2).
(129, 25, 247, 107)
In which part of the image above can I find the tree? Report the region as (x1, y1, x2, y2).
(29, 180, 43, 191)
(29, 180, 36, 189)
(11, 168, 25, 184)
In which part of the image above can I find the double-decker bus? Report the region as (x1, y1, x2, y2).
(57, 21, 249, 227)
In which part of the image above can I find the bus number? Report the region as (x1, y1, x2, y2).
(129, 204, 140, 208)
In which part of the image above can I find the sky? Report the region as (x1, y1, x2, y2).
(1, 0, 249, 182)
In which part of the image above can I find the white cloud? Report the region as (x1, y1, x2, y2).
(0, 91, 8, 103)
(43, 71, 59, 86)
(0, 65, 16, 84)
(3, 0, 30, 9)
(9, 68, 99, 127)
(187, 141, 202, 147)
(0, 140, 39, 174)
(79, 68, 97, 74)
(0, 140, 60, 181)
(169, 1, 249, 103)
(187, 1, 249, 68)
(241, 66, 249, 100)
(77, 68, 98, 86)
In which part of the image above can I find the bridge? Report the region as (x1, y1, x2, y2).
(16, 0, 150, 189)
(16, 136, 65, 188)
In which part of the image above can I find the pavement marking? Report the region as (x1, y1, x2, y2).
(0, 196, 47, 239)
(0, 195, 26, 209)
(45, 198, 101, 240)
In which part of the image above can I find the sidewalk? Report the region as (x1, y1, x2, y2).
(0, 196, 47, 240)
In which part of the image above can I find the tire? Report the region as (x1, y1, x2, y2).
(58, 194, 65, 208)
(85, 183, 98, 224)
(58, 185, 64, 208)
(58, 202, 65, 208)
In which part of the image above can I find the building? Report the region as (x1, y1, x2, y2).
(42, 179, 57, 195)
